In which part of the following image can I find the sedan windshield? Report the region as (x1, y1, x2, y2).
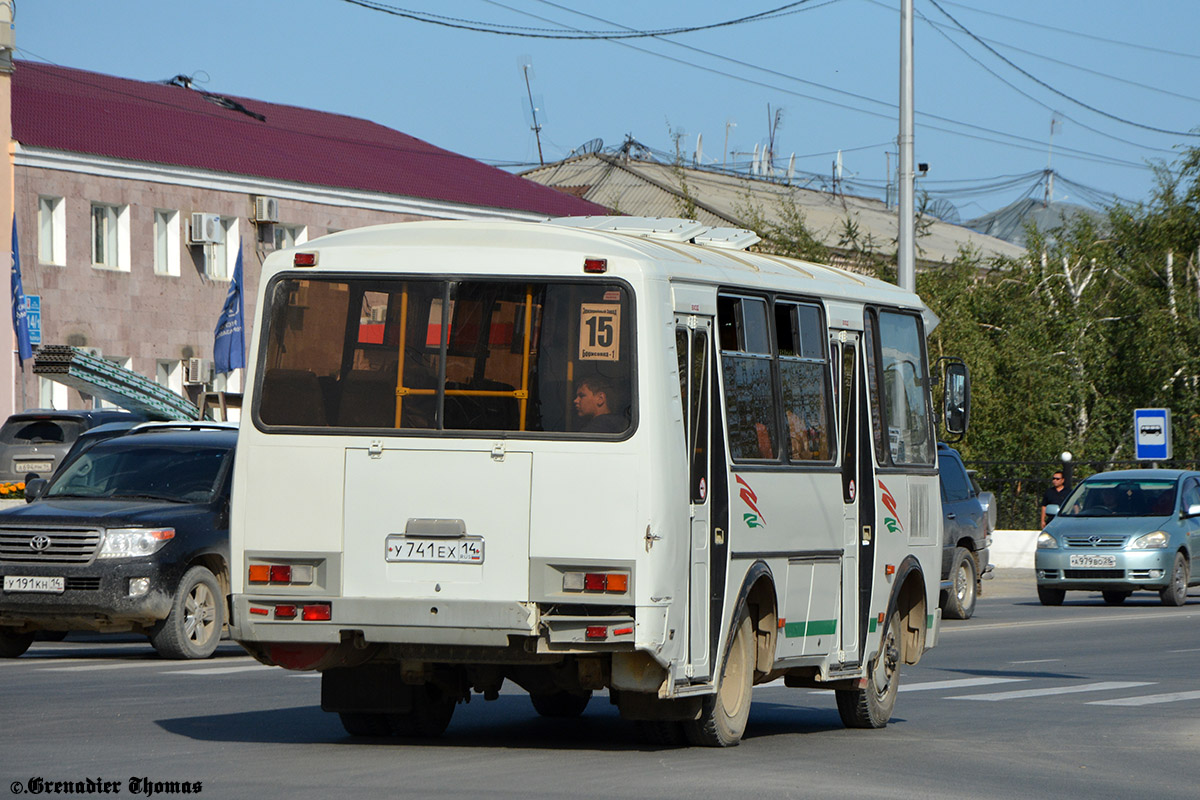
(47, 444, 231, 503)
(1058, 479, 1177, 518)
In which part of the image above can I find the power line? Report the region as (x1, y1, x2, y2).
(940, 0, 1200, 61)
(925, 0, 1199, 138)
(336, 0, 818, 39)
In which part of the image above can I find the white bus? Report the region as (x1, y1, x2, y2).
(228, 216, 969, 746)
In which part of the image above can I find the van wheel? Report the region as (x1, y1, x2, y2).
(389, 684, 456, 738)
(0, 627, 35, 658)
(943, 547, 977, 619)
(1160, 553, 1189, 607)
(835, 609, 901, 729)
(683, 611, 754, 747)
(530, 690, 592, 718)
(338, 712, 392, 737)
(149, 566, 223, 659)
(1037, 586, 1065, 606)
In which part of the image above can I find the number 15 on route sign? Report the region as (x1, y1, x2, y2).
(579, 303, 621, 361)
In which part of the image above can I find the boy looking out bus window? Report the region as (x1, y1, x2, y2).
(573, 375, 627, 434)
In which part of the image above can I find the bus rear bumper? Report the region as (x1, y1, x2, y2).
(229, 594, 537, 648)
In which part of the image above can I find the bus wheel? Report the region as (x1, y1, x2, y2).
(530, 690, 592, 718)
(836, 609, 901, 729)
(389, 684, 456, 738)
(338, 712, 392, 737)
(684, 611, 754, 747)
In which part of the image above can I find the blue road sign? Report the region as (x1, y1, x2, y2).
(26, 294, 40, 346)
(1134, 408, 1171, 461)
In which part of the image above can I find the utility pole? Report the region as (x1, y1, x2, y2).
(898, 0, 915, 292)
(522, 62, 544, 166)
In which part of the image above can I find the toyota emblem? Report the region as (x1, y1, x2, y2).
(29, 534, 51, 552)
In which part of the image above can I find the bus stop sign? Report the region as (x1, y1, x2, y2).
(1134, 408, 1171, 461)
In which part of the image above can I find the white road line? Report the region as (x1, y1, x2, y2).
(1009, 659, 1061, 664)
(1088, 690, 1200, 707)
(160, 665, 271, 676)
(948, 681, 1153, 701)
(900, 677, 1028, 692)
(1168, 648, 1200, 654)
(45, 661, 191, 672)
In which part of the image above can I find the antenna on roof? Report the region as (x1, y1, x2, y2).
(518, 56, 546, 166)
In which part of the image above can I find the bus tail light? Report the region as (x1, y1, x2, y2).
(274, 604, 297, 619)
(248, 562, 315, 585)
(563, 571, 629, 594)
(585, 626, 607, 639)
(301, 603, 332, 621)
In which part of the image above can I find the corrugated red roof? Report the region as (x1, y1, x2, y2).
(11, 61, 608, 217)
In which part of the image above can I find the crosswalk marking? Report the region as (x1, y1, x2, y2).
(900, 677, 1027, 692)
(947, 681, 1153, 701)
(46, 660, 201, 672)
(161, 665, 269, 676)
(1088, 690, 1200, 706)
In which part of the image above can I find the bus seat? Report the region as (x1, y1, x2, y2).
(259, 368, 328, 426)
(444, 379, 518, 430)
(337, 370, 397, 428)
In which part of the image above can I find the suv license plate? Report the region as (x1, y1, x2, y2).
(14, 461, 52, 473)
(385, 536, 484, 564)
(1068, 554, 1117, 568)
(4, 575, 65, 593)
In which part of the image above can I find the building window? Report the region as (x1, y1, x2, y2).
(38, 377, 68, 410)
(38, 196, 65, 265)
(209, 217, 240, 280)
(155, 359, 183, 394)
(154, 210, 181, 277)
(91, 202, 130, 270)
(273, 223, 307, 250)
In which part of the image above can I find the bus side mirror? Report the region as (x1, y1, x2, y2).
(942, 360, 970, 437)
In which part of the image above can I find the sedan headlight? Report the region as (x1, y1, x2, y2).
(98, 527, 175, 558)
(1131, 531, 1169, 549)
(1037, 532, 1059, 550)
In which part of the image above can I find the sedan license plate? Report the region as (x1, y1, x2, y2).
(3, 575, 65, 593)
(385, 536, 484, 564)
(14, 461, 52, 473)
(1068, 554, 1117, 568)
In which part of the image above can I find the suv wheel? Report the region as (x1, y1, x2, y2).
(0, 627, 35, 658)
(943, 547, 977, 620)
(149, 565, 224, 659)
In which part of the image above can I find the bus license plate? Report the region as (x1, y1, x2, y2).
(4, 575, 65, 593)
(1068, 554, 1117, 568)
(385, 536, 484, 564)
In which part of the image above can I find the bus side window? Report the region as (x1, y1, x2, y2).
(718, 294, 777, 461)
(776, 301, 833, 462)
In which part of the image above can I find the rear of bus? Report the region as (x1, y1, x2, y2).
(228, 223, 680, 734)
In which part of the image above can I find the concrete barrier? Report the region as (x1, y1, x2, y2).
(992, 529, 1040, 569)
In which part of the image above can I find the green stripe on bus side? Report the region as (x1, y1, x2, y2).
(783, 619, 838, 638)
(927, 613, 934, 629)
(868, 617, 877, 633)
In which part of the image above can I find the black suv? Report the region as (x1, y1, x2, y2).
(0, 422, 236, 659)
(0, 409, 148, 483)
(938, 442, 993, 619)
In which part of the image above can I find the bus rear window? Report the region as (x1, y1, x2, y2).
(256, 277, 633, 436)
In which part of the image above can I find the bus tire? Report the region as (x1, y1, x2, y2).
(530, 690, 592, 718)
(338, 712, 392, 737)
(943, 547, 977, 620)
(835, 609, 901, 729)
(683, 611, 754, 747)
(389, 684, 456, 738)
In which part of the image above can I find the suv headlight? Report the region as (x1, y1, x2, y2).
(98, 527, 175, 558)
(1037, 532, 1059, 550)
(1131, 531, 1169, 549)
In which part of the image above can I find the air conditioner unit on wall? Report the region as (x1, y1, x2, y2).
(253, 196, 279, 223)
(189, 213, 224, 245)
(184, 357, 214, 385)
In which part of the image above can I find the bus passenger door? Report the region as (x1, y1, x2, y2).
(833, 331, 864, 663)
(676, 317, 712, 681)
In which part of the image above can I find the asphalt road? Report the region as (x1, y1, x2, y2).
(2, 570, 1198, 800)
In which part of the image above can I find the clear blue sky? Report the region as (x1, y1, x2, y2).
(17, 1, 1200, 220)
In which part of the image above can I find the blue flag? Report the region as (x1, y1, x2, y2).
(10, 215, 32, 368)
(213, 247, 245, 374)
